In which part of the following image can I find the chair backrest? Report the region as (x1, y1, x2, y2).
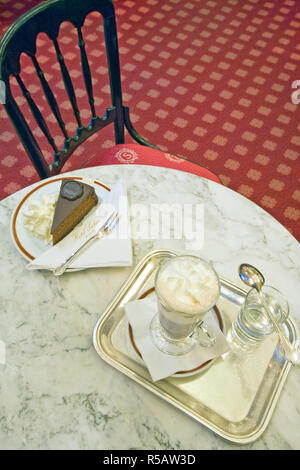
(0, 0, 128, 179)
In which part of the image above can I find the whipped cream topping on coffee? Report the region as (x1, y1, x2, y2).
(23, 193, 58, 243)
(157, 257, 219, 313)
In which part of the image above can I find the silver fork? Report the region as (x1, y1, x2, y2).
(53, 212, 119, 276)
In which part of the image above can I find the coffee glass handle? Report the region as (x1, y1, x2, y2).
(191, 320, 216, 348)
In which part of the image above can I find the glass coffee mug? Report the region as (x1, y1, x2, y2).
(150, 255, 221, 356)
(227, 285, 290, 354)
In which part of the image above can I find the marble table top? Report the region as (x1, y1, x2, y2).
(0, 164, 299, 450)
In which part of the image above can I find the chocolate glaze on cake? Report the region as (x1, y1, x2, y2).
(51, 179, 98, 245)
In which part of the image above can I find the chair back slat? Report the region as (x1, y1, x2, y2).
(31, 55, 70, 142)
(52, 38, 83, 130)
(15, 73, 60, 157)
(77, 27, 96, 120)
(5, 85, 49, 178)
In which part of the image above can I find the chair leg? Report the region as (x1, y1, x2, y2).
(123, 106, 162, 150)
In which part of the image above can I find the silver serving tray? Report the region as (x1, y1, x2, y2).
(93, 250, 298, 444)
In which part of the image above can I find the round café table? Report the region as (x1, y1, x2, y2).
(0, 164, 299, 450)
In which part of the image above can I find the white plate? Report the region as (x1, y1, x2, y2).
(10, 176, 110, 268)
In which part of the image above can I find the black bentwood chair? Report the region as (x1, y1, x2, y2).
(0, 0, 220, 183)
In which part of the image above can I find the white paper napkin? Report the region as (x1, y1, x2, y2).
(125, 293, 229, 382)
(26, 178, 132, 271)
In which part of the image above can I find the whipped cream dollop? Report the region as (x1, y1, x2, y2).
(156, 257, 219, 313)
(23, 193, 58, 244)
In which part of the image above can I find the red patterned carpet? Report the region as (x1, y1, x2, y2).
(0, 0, 299, 241)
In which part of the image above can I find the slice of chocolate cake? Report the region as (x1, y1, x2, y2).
(51, 179, 98, 245)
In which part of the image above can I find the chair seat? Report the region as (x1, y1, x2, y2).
(81, 144, 221, 184)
